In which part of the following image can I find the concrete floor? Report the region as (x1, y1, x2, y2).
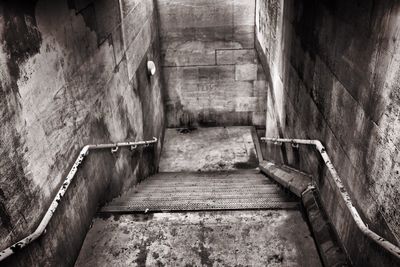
(159, 127, 258, 172)
(75, 210, 322, 267)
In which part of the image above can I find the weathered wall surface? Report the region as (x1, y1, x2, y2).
(0, 0, 164, 266)
(256, 0, 400, 265)
(157, 0, 268, 127)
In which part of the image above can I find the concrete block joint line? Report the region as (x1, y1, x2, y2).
(261, 137, 400, 261)
(0, 138, 158, 262)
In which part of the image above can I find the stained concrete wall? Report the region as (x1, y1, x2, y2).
(157, 0, 268, 127)
(256, 0, 400, 265)
(0, 0, 164, 266)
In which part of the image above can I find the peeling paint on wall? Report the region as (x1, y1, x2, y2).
(0, 0, 165, 265)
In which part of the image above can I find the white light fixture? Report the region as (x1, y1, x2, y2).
(147, 60, 156, 76)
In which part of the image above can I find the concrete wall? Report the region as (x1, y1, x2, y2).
(255, 0, 400, 265)
(0, 0, 164, 265)
(157, 0, 268, 127)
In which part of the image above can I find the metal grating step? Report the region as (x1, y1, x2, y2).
(126, 186, 281, 195)
(101, 170, 298, 213)
(113, 194, 290, 203)
(101, 201, 299, 213)
(138, 179, 273, 185)
(115, 191, 287, 201)
(139, 181, 270, 190)
(149, 170, 262, 179)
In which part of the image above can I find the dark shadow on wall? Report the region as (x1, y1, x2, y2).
(256, 0, 400, 265)
(66, 0, 122, 48)
(0, 0, 44, 258)
(289, 0, 400, 246)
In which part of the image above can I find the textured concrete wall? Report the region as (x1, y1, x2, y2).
(157, 0, 268, 127)
(0, 0, 164, 265)
(255, 0, 400, 265)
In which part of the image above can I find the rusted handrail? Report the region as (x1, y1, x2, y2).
(0, 137, 158, 261)
(261, 137, 400, 260)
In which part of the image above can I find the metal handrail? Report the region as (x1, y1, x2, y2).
(0, 137, 158, 261)
(261, 137, 400, 260)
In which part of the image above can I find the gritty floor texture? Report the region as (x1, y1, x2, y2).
(75, 210, 322, 267)
(159, 127, 258, 172)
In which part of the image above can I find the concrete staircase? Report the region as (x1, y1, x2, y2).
(100, 170, 298, 213)
(75, 127, 323, 266)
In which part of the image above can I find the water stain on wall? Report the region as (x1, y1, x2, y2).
(0, 0, 44, 247)
(2, 0, 42, 93)
(0, 0, 165, 265)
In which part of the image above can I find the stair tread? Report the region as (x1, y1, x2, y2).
(125, 187, 281, 195)
(101, 201, 299, 212)
(140, 177, 270, 183)
(112, 195, 292, 204)
(117, 191, 286, 200)
(152, 170, 260, 176)
(136, 182, 273, 189)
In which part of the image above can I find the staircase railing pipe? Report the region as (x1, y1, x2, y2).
(0, 137, 158, 261)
